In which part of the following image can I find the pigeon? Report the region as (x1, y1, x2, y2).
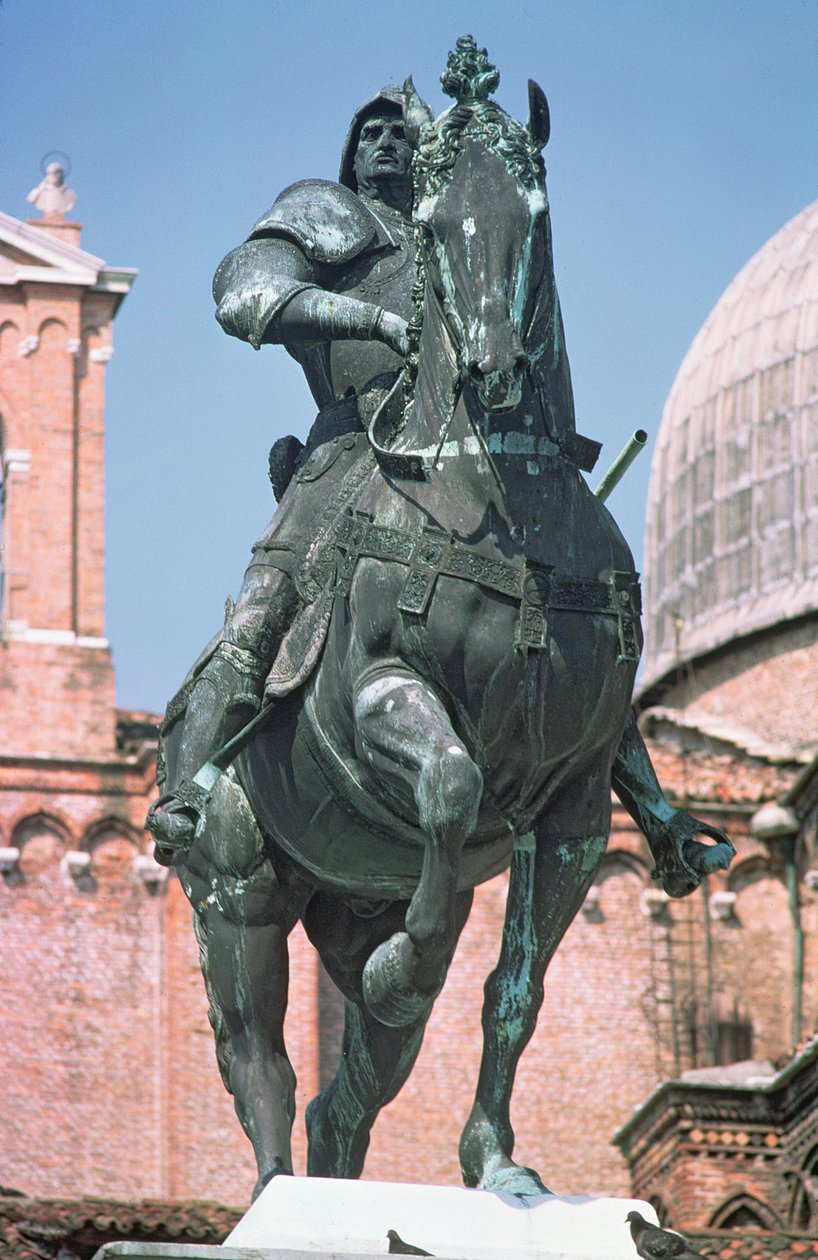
(626, 1211, 705, 1260)
(387, 1228, 434, 1256)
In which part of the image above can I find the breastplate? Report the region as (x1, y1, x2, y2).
(295, 207, 417, 409)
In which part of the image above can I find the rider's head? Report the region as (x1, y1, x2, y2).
(339, 87, 412, 212)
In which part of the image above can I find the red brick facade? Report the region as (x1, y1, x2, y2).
(2, 204, 817, 1232)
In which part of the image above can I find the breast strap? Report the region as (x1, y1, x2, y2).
(335, 512, 640, 659)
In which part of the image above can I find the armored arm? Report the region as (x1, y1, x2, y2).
(611, 708, 735, 898)
(213, 179, 408, 354)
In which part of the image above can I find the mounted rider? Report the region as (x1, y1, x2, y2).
(147, 82, 733, 898)
(148, 85, 421, 853)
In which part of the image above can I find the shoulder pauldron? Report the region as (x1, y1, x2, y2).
(249, 179, 379, 264)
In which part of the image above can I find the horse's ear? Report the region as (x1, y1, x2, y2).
(527, 79, 550, 151)
(403, 75, 433, 148)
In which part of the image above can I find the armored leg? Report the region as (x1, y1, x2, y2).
(147, 561, 299, 854)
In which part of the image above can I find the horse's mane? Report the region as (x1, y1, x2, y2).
(414, 100, 543, 201)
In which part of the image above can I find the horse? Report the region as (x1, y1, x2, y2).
(166, 47, 644, 1201)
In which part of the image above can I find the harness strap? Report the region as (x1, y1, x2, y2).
(335, 512, 641, 660)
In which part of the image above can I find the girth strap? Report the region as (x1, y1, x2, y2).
(335, 512, 641, 660)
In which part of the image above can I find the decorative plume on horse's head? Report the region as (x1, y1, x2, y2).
(415, 41, 545, 200)
(440, 36, 500, 104)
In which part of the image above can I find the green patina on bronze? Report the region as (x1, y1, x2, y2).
(148, 37, 733, 1201)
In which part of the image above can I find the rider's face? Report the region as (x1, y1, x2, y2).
(353, 113, 412, 197)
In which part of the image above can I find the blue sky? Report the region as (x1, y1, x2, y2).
(3, 1, 818, 713)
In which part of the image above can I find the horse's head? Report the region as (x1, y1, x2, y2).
(407, 38, 552, 415)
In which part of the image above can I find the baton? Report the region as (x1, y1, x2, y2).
(594, 429, 648, 502)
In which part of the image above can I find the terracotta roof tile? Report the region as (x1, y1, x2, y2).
(0, 1196, 242, 1259)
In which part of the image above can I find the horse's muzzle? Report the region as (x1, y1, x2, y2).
(468, 359, 527, 412)
(466, 331, 528, 413)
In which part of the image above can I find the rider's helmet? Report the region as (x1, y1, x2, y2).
(339, 85, 406, 193)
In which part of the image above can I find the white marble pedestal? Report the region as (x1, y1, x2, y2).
(227, 1176, 654, 1260)
(94, 1175, 657, 1260)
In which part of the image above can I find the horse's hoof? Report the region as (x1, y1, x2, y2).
(480, 1164, 550, 1197)
(252, 1158, 292, 1202)
(691, 839, 734, 876)
(362, 932, 436, 1028)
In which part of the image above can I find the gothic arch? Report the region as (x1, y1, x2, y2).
(11, 809, 73, 851)
(790, 1144, 818, 1228)
(83, 816, 142, 852)
(36, 316, 68, 340)
(597, 848, 650, 881)
(710, 1193, 781, 1230)
(11, 811, 73, 877)
(727, 852, 775, 893)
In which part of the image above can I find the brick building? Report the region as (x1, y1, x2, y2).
(2, 179, 818, 1244)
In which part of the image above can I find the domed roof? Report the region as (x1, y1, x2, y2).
(642, 197, 818, 693)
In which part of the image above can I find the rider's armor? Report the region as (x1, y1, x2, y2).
(148, 98, 417, 855)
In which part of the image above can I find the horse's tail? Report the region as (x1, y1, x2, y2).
(191, 908, 234, 1093)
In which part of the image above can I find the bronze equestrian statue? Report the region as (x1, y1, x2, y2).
(148, 39, 733, 1200)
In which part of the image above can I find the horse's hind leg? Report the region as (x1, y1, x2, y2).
(306, 997, 427, 1178)
(459, 773, 608, 1195)
(353, 668, 483, 1028)
(304, 889, 474, 1177)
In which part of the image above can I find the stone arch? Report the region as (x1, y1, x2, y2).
(78, 325, 102, 378)
(83, 817, 143, 884)
(11, 811, 72, 878)
(727, 851, 775, 893)
(585, 847, 650, 922)
(11, 809, 72, 848)
(710, 1192, 781, 1230)
(598, 848, 651, 881)
(790, 1144, 818, 1229)
(36, 315, 68, 342)
(83, 816, 142, 852)
(0, 319, 20, 359)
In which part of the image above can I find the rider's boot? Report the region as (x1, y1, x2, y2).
(146, 639, 267, 858)
(146, 564, 300, 857)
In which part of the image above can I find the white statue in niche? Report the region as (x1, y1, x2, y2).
(27, 163, 76, 219)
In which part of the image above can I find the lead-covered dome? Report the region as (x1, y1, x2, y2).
(642, 198, 818, 694)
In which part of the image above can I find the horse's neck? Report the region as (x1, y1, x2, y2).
(396, 299, 461, 459)
(533, 294, 577, 443)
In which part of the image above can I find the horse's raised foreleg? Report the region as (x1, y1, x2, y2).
(304, 889, 474, 1177)
(459, 779, 608, 1195)
(179, 773, 309, 1200)
(353, 669, 483, 1028)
